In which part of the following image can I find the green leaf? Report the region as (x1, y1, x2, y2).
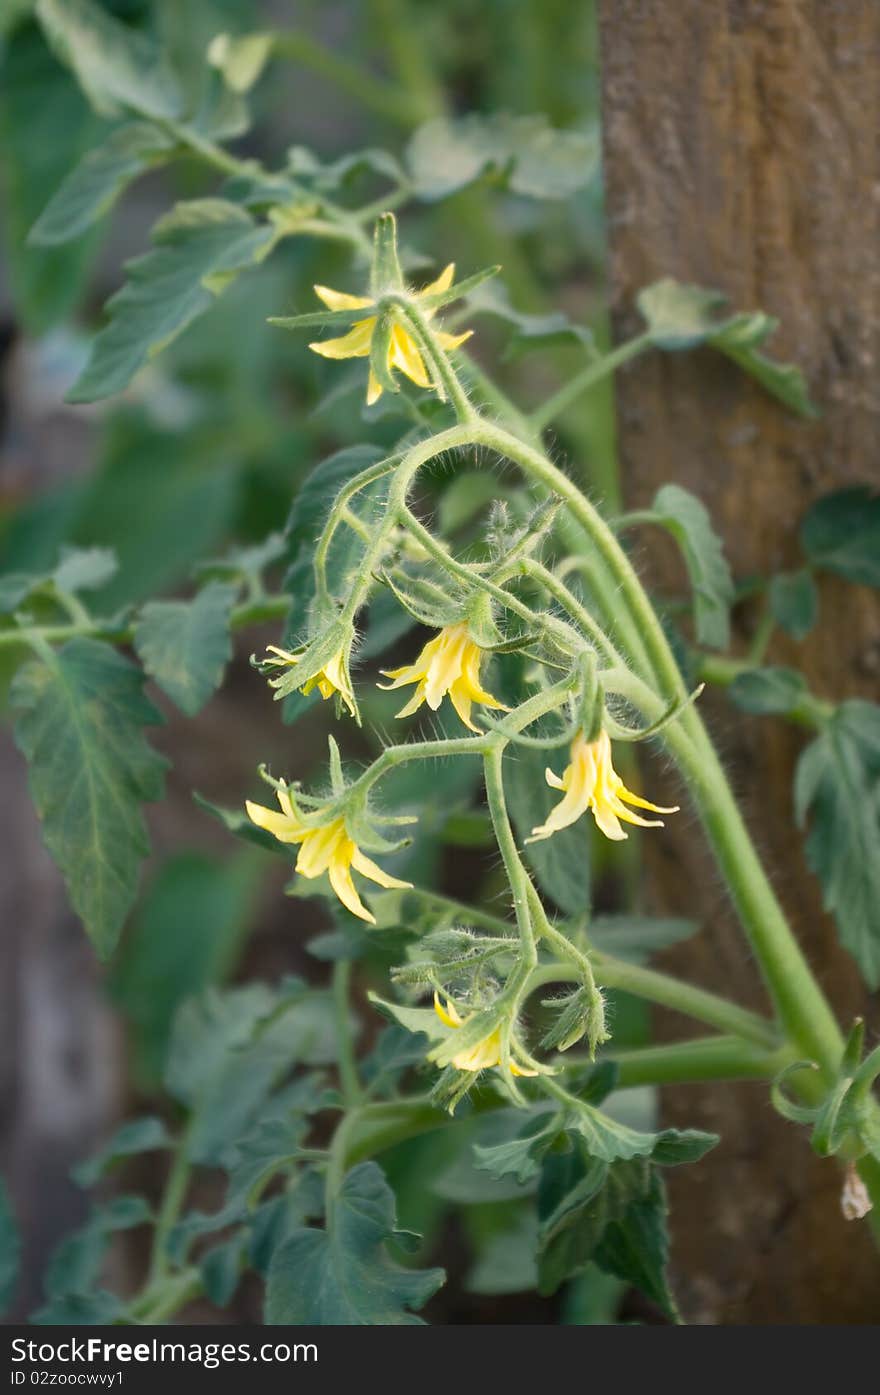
(35, 0, 183, 120)
(465, 1206, 538, 1295)
(769, 569, 819, 640)
(29, 121, 174, 246)
(68, 199, 275, 403)
(407, 113, 598, 202)
(637, 279, 816, 416)
(207, 31, 274, 93)
(11, 639, 167, 959)
(165, 983, 338, 1164)
(134, 580, 236, 716)
(31, 1291, 126, 1325)
(464, 281, 595, 358)
(72, 1117, 171, 1188)
(110, 850, 260, 1086)
(800, 486, 880, 588)
(0, 1178, 20, 1318)
(728, 666, 809, 716)
(40, 1197, 151, 1308)
(265, 1162, 444, 1324)
(0, 19, 103, 331)
(536, 1148, 678, 1318)
(52, 544, 118, 595)
(646, 483, 734, 649)
(795, 700, 880, 987)
(193, 792, 286, 856)
(589, 915, 699, 964)
(283, 445, 386, 626)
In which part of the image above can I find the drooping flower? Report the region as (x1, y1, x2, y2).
(433, 993, 537, 1076)
(262, 644, 356, 717)
(379, 622, 507, 731)
(529, 727, 678, 843)
(308, 264, 472, 404)
(246, 788, 410, 923)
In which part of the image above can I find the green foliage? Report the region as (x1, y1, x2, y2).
(407, 113, 598, 202)
(72, 1118, 171, 1189)
(769, 569, 819, 640)
(110, 850, 261, 1086)
(800, 487, 880, 589)
(265, 1162, 444, 1324)
(795, 701, 880, 987)
(728, 666, 809, 717)
(32, 1197, 151, 1324)
(284, 445, 387, 627)
(637, 278, 816, 416)
(643, 484, 734, 649)
(0, 1179, 20, 1318)
(35, 0, 184, 121)
(0, 17, 103, 330)
(11, 639, 167, 959)
(165, 983, 338, 1165)
(29, 121, 174, 246)
(68, 200, 276, 403)
(134, 580, 237, 715)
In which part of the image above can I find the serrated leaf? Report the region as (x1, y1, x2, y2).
(29, 121, 174, 246)
(407, 113, 598, 202)
(165, 984, 338, 1164)
(31, 1291, 126, 1325)
(265, 1162, 444, 1324)
(728, 666, 809, 716)
(769, 569, 819, 640)
(72, 1117, 171, 1188)
(795, 700, 880, 987)
(35, 0, 183, 120)
(536, 1149, 678, 1317)
(39, 1197, 152, 1313)
(0, 1178, 20, 1318)
(11, 638, 167, 959)
(800, 486, 880, 588)
(283, 444, 387, 627)
(646, 484, 734, 649)
(637, 279, 816, 416)
(68, 199, 275, 403)
(134, 580, 236, 716)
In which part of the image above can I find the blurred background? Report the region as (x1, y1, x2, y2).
(1, 0, 878, 1324)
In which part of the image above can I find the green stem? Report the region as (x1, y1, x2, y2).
(470, 419, 843, 1076)
(274, 30, 419, 125)
(483, 744, 537, 967)
(530, 333, 653, 432)
(130, 1268, 202, 1325)
(530, 955, 777, 1048)
(147, 1135, 192, 1287)
(333, 959, 364, 1107)
(584, 1035, 792, 1088)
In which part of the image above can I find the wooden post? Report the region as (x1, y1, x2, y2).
(598, 0, 880, 1321)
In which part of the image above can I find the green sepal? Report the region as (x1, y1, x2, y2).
(417, 263, 501, 310)
(368, 305, 400, 396)
(370, 212, 404, 297)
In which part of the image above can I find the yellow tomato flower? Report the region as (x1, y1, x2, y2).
(246, 788, 410, 924)
(263, 644, 356, 717)
(529, 728, 678, 843)
(307, 264, 473, 404)
(433, 993, 537, 1076)
(379, 622, 507, 732)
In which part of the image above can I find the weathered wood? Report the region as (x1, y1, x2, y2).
(599, 0, 880, 1322)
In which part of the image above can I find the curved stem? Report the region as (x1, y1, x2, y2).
(333, 959, 363, 1107)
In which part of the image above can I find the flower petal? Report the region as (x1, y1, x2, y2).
(246, 799, 303, 844)
(350, 846, 412, 891)
(435, 328, 473, 351)
(418, 263, 455, 299)
(433, 992, 462, 1029)
(309, 318, 375, 359)
(313, 284, 373, 311)
(389, 325, 431, 388)
(328, 847, 376, 924)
